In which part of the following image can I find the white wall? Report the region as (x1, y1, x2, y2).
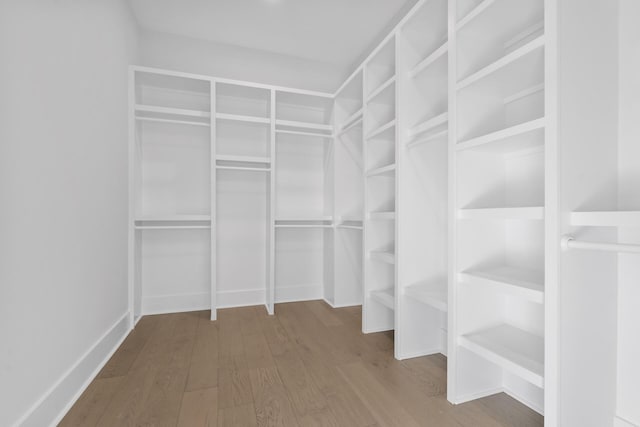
(138, 29, 344, 93)
(0, 1, 138, 425)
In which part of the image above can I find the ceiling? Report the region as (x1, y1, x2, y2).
(129, 0, 417, 69)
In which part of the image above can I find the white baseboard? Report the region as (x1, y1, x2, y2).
(615, 415, 639, 427)
(396, 347, 444, 360)
(217, 288, 265, 308)
(275, 284, 323, 303)
(142, 292, 210, 315)
(454, 387, 504, 405)
(14, 313, 130, 427)
(503, 385, 544, 415)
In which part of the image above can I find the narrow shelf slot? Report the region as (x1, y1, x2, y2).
(366, 119, 396, 141)
(409, 112, 449, 138)
(404, 282, 447, 312)
(366, 163, 396, 177)
(409, 41, 449, 79)
(215, 112, 270, 125)
(366, 76, 396, 104)
(370, 288, 395, 310)
(370, 250, 395, 265)
(459, 324, 544, 388)
(460, 266, 544, 304)
(458, 207, 544, 220)
(456, 118, 545, 152)
(570, 211, 640, 227)
(457, 36, 545, 91)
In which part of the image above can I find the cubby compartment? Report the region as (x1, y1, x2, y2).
(456, 0, 544, 80)
(365, 37, 396, 98)
(275, 91, 333, 135)
(402, 0, 448, 76)
(216, 82, 271, 119)
(365, 82, 396, 138)
(335, 71, 364, 131)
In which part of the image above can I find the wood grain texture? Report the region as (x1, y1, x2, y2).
(63, 302, 543, 427)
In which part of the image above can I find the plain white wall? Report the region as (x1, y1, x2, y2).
(0, 1, 137, 425)
(138, 29, 344, 93)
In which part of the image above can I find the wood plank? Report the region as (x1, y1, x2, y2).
(249, 366, 299, 427)
(218, 403, 258, 427)
(186, 311, 219, 391)
(218, 367, 254, 409)
(243, 332, 276, 369)
(400, 355, 448, 397)
(177, 387, 219, 427)
(337, 362, 420, 427)
(218, 308, 249, 369)
(304, 300, 344, 327)
(59, 376, 123, 426)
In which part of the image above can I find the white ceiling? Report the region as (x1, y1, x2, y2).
(129, 0, 417, 68)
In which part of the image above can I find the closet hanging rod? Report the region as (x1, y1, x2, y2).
(560, 236, 640, 254)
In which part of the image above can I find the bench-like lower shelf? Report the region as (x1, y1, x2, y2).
(370, 288, 394, 310)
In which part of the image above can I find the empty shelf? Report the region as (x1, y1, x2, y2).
(458, 207, 544, 220)
(340, 108, 364, 131)
(408, 112, 448, 138)
(366, 76, 395, 104)
(276, 129, 334, 139)
(134, 215, 211, 230)
(456, 118, 545, 152)
(407, 129, 448, 150)
(366, 164, 396, 177)
(457, 36, 545, 90)
(215, 112, 270, 124)
(459, 324, 544, 388)
(275, 218, 333, 228)
(366, 119, 396, 141)
(460, 266, 544, 304)
(370, 288, 395, 310)
(370, 250, 395, 264)
(404, 282, 447, 312)
(135, 104, 211, 125)
(456, 0, 496, 31)
(570, 211, 640, 227)
(216, 155, 270, 163)
(369, 211, 395, 220)
(410, 42, 448, 79)
(337, 219, 363, 230)
(275, 119, 333, 133)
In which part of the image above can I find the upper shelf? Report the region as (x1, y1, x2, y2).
(460, 266, 544, 304)
(134, 215, 211, 230)
(459, 324, 544, 388)
(409, 41, 448, 79)
(216, 112, 270, 125)
(570, 211, 640, 227)
(135, 104, 211, 126)
(456, 118, 545, 153)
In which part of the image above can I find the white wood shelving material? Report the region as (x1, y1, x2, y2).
(337, 118, 363, 137)
(336, 224, 364, 230)
(216, 165, 271, 172)
(370, 250, 395, 265)
(407, 129, 448, 150)
(369, 211, 396, 220)
(340, 108, 364, 131)
(135, 104, 211, 119)
(135, 215, 211, 221)
(366, 163, 396, 177)
(409, 41, 449, 79)
(275, 119, 333, 133)
(408, 112, 449, 138)
(456, 35, 545, 91)
(366, 75, 396, 104)
(455, 0, 496, 31)
(459, 324, 544, 388)
(135, 225, 211, 230)
(404, 282, 447, 312)
(456, 118, 545, 152)
(216, 155, 271, 164)
(134, 215, 212, 230)
(370, 288, 395, 310)
(570, 211, 640, 227)
(275, 129, 334, 139)
(458, 206, 544, 220)
(460, 266, 544, 304)
(366, 119, 396, 141)
(135, 116, 210, 128)
(215, 112, 270, 124)
(275, 217, 333, 228)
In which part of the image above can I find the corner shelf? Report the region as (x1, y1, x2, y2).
(458, 207, 544, 220)
(460, 266, 544, 304)
(370, 288, 395, 310)
(407, 129, 448, 150)
(459, 324, 544, 388)
(404, 282, 447, 312)
(570, 211, 640, 227)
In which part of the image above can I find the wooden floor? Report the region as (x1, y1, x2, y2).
(61, 302, 543, 426)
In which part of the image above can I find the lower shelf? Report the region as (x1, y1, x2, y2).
(370, 250, 395, 264)
(404, 282, 447, 312)
(370, 288, 395, 310)
(459, 324, 544, 388)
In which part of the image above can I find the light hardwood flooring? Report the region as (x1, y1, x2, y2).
(60, 301, 543, 426)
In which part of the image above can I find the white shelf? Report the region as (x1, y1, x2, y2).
(456, 36, 545, 91)
(135, 225, 211, 230)
(366, 163, 396, 177)
(459, 324, 544, 388)
(366, 119, 396, 141)
(369, 211, 395, 220)
(275, 119, 333, 133)
(135, 215, 210, 222)
(215, 112, 270, 124)
(370, 288, 395, 310)
(216, 165, 271, 172)
(275, 218, 333, 228)
(408, 112, 448, 138)
(275, 129, 334, 139)
(370, 250, 395, 264)
(460, 266, 544, 304)
(458, 207, 544, 220)
(570, 211, 640, 227)
(337, 117, 363, 137)
(456, 118, 545, 152)
(409, 41, 449, 79)
(135, 116, 210, 128)
(456, 0, 496, 31)
(216, 155, 270, 164)
(340, 108, 364, 131)
(366, 76, 396, 104)
(407, 129, 448, 150)
(135, 104, 211, 126)
(337, 224, 363, 230)
(134, 215, 211, 230)
(404, 282, 447, 312)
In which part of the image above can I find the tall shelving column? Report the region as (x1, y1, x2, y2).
(333, 71, 364, 308)
(362, 36, 397, 333)
(448, 0, 546, 414)
(129, 67, 213, 321)
(273, 90, 334, 305)
(213, 81, 273, 318)
(395, 0, 449, 359)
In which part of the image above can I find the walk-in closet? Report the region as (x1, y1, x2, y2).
(3, 0, 638, 426)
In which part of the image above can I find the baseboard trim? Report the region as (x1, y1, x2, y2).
(454, 387, 504, 405)
(275, 284, 323, 303)
(218, 288, 265, 309)
(13, 312, 130, 427)
(614, 415, 638, 427)
(503, 385, 544, 415)
(143, 292, 210, 315)
(396, 347, 444, 360)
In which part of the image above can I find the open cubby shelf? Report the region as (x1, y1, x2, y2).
(404, 282, 447, 312)
(371, 288, 395, 310)
(460, 266, 544, 303)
